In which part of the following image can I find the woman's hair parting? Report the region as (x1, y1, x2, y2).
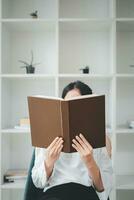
(62, 80, 93, 98)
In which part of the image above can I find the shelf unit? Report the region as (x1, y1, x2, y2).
(0, 0, 134, 200)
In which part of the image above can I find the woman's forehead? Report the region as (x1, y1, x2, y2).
(64, 89, 81, 99)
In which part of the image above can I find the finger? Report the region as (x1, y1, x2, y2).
(48, 137, 59, 149)
(79, 133, 93, 150)
(57, 144, 63, 154)
(54, 139, 64, 153)
(72, 144, 80, 153)
(54, 137, 63, 148)
(75, 135, 88, 151)
(49, 139, 63, 155)
(48, 137, 62, 149)
(72, 139, 85, 154)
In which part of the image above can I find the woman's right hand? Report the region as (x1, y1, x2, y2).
(45, 137, 63, 178)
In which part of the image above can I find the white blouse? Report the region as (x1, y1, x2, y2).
(32, 147, 113, 200)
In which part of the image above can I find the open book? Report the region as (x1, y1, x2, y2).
(28, 94, 106, 153)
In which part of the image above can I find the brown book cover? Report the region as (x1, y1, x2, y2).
(28, 94, 106, 153)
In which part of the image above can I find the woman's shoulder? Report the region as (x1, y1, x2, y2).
(93, 147, 109, 157)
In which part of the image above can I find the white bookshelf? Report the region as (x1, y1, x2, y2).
(0, 0, 134, 200)
(115, 0, 134, 196)
(1, 181, 26, 189)
(2, 0, 57, 19)
(116, 175, 134, 190)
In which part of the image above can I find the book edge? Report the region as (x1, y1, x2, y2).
(28, 94, 105, 102)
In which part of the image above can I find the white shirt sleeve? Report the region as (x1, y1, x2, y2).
(96, 148, 113, 200)
(31, 148, 49, 189)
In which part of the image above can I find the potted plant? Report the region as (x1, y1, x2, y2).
(19, 51, 40, 74)
(80, 66, 89, 74)
(30, 10, 38, 19)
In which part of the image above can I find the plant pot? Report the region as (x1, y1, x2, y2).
(83, 68, 89, 73)
(80, 66, 89, 74)
(26, 66, 35, 74)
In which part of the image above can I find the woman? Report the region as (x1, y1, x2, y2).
(32, 80, 113, 200)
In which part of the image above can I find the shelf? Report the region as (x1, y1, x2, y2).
(116, 74, 134, 78)
(2, 78, 56, 129)
(1, 21, 57, 74)
(1, 180, 26, 189)
(59, 0, 112, 19)
(116, 79, 134, 127)
(116, 0, 134, 18)
(116, 130, 134, 152)
(116, 22, 134, 74)
(1, 74, 114, 79)
(1, 18, 56, 22)
(59, 18, 112, 22)
(116, 18, 134, 22)
(2, 20, 56, 32)
(1, 134, 32, 172)
(117, 21, 134, 31)
(116, 126, 134, 134)
(1, 74, 56, 79)
(59, 74, 113, 79)
(2, 0, 57, 19)
(59, 20, 113, 74)
(115, 152, 134, 175)
(116, 175, 134, 190)
(1, 129, 30, 134)
(59, 20, 112, 31)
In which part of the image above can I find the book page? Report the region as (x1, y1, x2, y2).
(30, 95, 63, 101)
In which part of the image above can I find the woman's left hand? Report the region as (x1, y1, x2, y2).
(72, 133, 93, 167)
(72, 133, 104, 192)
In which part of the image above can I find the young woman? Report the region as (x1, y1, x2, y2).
(32, 81, 113, 200)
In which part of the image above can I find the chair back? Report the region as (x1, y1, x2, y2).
(23, 150, 44, 200)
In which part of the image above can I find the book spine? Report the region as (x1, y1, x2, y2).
(60, 101, 70, 152)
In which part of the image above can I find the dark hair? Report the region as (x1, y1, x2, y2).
(62, 80, 93, 98)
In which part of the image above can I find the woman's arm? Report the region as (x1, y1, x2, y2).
(106, 135, 112, 158)
(45, 137, 63, 178)
(72, 134, 104, 192)
(32, 137, 63, 189)
(85, 156, 104, 192)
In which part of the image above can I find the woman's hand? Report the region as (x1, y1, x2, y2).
(72, 133, 104, 192)
(72, 133, 93, 167)
(45, 137, 63, 178)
